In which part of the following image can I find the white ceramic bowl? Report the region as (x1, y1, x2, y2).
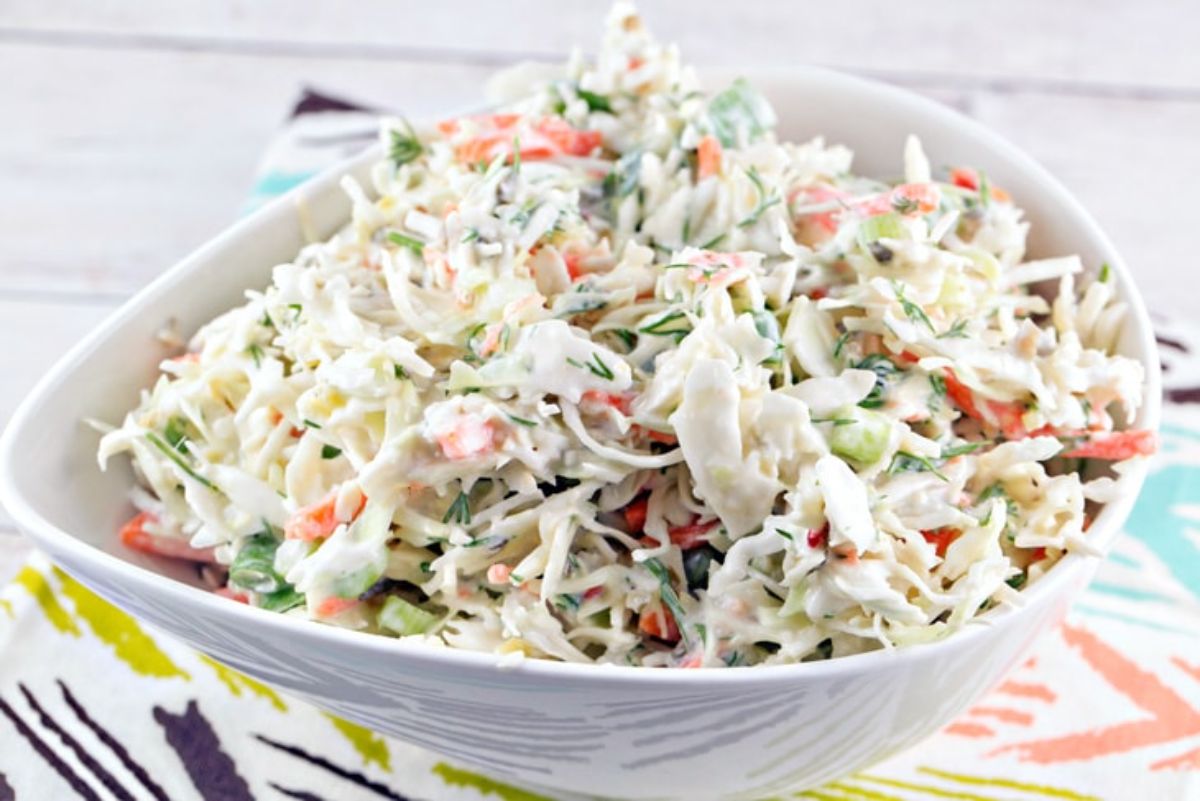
(0, 67, 1160, 800)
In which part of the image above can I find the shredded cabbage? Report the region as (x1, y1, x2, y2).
(98, 2, 1151, 667)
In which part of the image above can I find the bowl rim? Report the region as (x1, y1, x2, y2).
(0, 63, 1162, 685)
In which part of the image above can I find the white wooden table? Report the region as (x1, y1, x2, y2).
(1, 0, 1194, 583)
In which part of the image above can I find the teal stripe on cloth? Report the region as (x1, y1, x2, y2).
(1087, 581, 1178, 604)
(1074, 603, 1200, 638)
(1122, 463, 1200, 597)
(253, 170, 318, 197)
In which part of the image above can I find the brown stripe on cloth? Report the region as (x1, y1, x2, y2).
(18, 684, 134, 801)
(0, 694, 102, 801)
(270, 783, 331, 801)
(291, 87, 378, 117)
(58, 680, 171, 801)
(154, 701, 253, 801)
(255, 733, 414, 801)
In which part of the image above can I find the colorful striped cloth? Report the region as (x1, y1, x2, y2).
(2, 90, 1199, 801)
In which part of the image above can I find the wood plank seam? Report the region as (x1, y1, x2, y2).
(3, 27, 1198, 105)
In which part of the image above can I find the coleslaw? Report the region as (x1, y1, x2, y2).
(97, 4, 1153, 667)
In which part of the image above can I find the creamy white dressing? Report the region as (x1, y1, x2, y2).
(97, 1, 1149, 668)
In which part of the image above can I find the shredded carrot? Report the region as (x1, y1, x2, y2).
(486, 564, 512, 585)
(668, 519, 718, 550)
(623, 496, 649, 533)
(644, 428, 678, 446)
(922, 528, 962, 558)
(986, 399, 1029, 440)
(448, 115, 601, 165)
(437, 417, 499, 460)
(562, 249, 584, 281)
(790, 184, 846, 235)
(857, 183, 941, 217)
(950, 167, 979, 191)
(284, 492, 366, 542)
(638, 603, 680, 643)
(1062, 429, 1156, 460)
(696, 134, 722, 180)
(315, 597, 358, 618)
(119, 511, 217, 563)
(943, 369, 984, 421)
(581, 390, 634, 415)
(214, 587, 250, 604)
(832, 544, 859, 564)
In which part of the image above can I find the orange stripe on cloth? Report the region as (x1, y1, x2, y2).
(990, 623, 1200, 763)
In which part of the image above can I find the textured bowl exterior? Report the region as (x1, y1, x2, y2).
(33, 533, 1094, 799)
(0, 66, 1160, 800)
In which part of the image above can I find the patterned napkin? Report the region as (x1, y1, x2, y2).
(2, 89, 1199, 801)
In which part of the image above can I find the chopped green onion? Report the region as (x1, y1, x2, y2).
(891, 195, 919, 215)
(576, 87, 613, 113)
(442, 491, 471, 526)
(388, 121, 423, 167)
(830, 407, 892, 466)
(394, 364, 409, 380)
(1099, 263, 1111, 283)
(320, 445, 342, 460)
(737, 167, 781, 228)
(888, 451, 948, 481)
(644, 557, 692, 649)
(853, 354, 898, 409)
(379, 596, 439, 636)
(941, 441, 991, 458)
(639, 310, 691, 337)
(387, 231, 424, 255)
(893, 283, 935, 333)
(145, 431, 216, 490)
(566, 353, 615, 381)
(229, 531, 285, 594)
(861, 212, 905, 242)
(164, 416, 189, 451)
(505, 413, 537, 428)
(833, 330, 853, 361)
(246, 343, 264, 367)
(602, 150, 642, 200)
(939, 319, 969, 339)
(707, 78, 774, 148)
(302, 419, 322, 429)
(258, 586, 305, 613)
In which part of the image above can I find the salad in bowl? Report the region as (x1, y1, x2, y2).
(96, 3, 1153, 670)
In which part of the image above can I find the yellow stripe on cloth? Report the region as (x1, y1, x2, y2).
(917, 767, 1101, 801)
(324, 713, 392, 772)
(13, 566, 80, 636)
(200, 654, 288, 711)
(432, 762, 554, 801)
(53, 567, 190, 680)
(827, 780, 907, 800)
(854, 774, 1003, 801)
